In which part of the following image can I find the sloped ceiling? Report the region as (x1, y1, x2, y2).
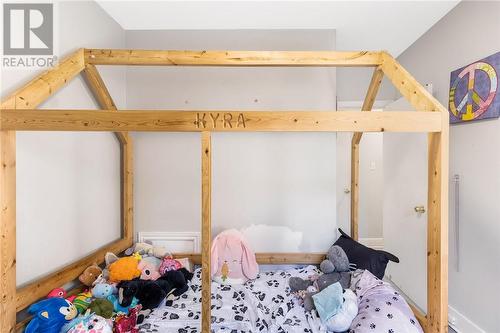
(97, 0, 459, 56)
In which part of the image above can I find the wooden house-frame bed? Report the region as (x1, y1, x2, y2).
(0, 49, 448, 333)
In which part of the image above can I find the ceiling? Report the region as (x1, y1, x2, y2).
(97, 0, 459, 56)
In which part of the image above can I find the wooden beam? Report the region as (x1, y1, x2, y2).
(173, 253, 326, 265)
(1, 49, 85, 332)
(80, 63, 133, 244)
(1, 49, 85, 109)
(84, 49, 383, 67)
(16, 238, 131, 312)
(201, 132, 211, 333)
(352, 66, 384, 144)
(427, 112, 449, 333)
(409, 303, 427, 331)
(380, 52, 445, 113)
(1, 110, 443, 133)
(81, 64, 128, 144)
(350, 141, 360, 241)
(0, 131, 16, 333)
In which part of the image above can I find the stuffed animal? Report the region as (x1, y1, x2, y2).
(78, 264, 103, 287)
(138, 256, 162, 280)
(25, 298, 77, 333)
(105, 253, 141, 283)
(92, 283, 116, 299)
(158, 255, 182, 275)
(116, 269, 190, 323)
(321, 289, 358, 332)
(64, 313, 113, 333)
(124, 242, 168, 259)
(114, 305, 141, 333)
(46, 288, 76, 302)
(210, 229, 258, 284)
(106, 294, 139, 315)
(289, 245, 351, 311)
(88, 299, 114, 319)
(73, 291, 93, 314)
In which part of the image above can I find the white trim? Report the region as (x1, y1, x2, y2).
(448, 305, 486, 333)
(359, 237, 384, 250)
(137, 231, 201, 252)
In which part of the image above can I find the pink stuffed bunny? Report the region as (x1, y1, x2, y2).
(211, 229, 258, 284)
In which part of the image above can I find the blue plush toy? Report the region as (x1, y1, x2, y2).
(25, 297, 77, 333)
(106, 294, 139, 315)
(91, 283, 116, 299)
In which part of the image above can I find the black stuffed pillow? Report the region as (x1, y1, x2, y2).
(334, 228, 399, 279)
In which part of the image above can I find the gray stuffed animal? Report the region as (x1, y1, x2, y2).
(289, 245, 351, 311)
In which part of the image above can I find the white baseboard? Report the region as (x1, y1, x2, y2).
(448, 305, 485, 333)
(359, 237, 384, 250)
(137, 231, 201, 253)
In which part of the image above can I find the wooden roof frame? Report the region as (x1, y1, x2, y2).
(0, 48, 448, 333)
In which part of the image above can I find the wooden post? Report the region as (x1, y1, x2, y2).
(427, 112, 449, 333)
(201, 132, 212, 333)
(0, 131, 16, 333)
(82, 63, 133, 244)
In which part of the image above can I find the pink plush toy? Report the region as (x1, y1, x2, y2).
(159, 256, 183, 275)
(138, 257, 162, 280)
(210, 229, 258, 284)
(47, 288, 76, 302)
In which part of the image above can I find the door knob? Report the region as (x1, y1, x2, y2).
(414, 205, 426, 214)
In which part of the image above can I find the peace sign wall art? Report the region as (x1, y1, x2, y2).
(449, 51, 500, 124)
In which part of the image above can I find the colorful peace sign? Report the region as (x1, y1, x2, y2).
(449, 61, 498, 121)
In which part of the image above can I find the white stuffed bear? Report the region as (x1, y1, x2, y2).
(324, 288, 358, 332)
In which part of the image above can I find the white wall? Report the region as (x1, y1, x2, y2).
(127, 30, 338, 252)
(1, 1, 126, 286)
(392, 2, 500, 331)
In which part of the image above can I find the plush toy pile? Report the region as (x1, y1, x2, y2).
(25, 242, 193, 333)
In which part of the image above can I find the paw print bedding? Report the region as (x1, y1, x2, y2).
(349, 270, 423, 333)
(139, 265, 326, 333)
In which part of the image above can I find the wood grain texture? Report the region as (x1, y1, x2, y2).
(427, 119, 449, 333)
(85, 49, 383, 67)
(0, 49, 85, 109)
(201, 132, 212, 333)
(171, 253, 326, 265)
(409, 303, 427, 331)
(1, 110, 442, 133)
(0, 131, 16, 333)
(380, 52, 446, 113)
(81, 64, 128, 144)
(352, 66, 384, 144)
(350, 141, 360, 241)
(16, 238, 131, 312)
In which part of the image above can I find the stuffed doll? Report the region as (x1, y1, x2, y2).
(158, 255, 182, 275)
(321, 288, 358, 332)
(114, 305, 141, 333)
(73, 291, 93, 314)
(64, 313, 113, 333)
(210, 229, 258, 285)
(88, 299, 114, 319)
(105, 253, 141, 283)
(116, 269, 190, 323)
(79, 264, 103, 287)
(106, 294, 139, 315)
(124, 242, 168, 259)
(289, 245, 351, 311)
(47, 288, 76, 303)
(92, 283, 116, 299)
(138, 256, 162, 280)
(25, 298, 77, 333)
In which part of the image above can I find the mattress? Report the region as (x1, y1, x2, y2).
(139, 265, 325, 333)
